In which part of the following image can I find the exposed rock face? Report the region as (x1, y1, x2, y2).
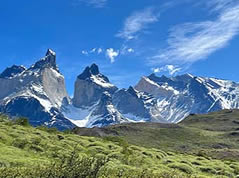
(41, 67, 69, 107)
(64, 64, 125, 128)
(136, 74, 239, 123)
(73, 64, 117, 108)
(30, 49, 58, 72)
(0, 65, 26, 79)
(89, 92, 127, 127)
(65, 65, 155, 128)
(113, 87, 152, 119)
(2, 96, 74, 130)
(2, 50, 239, 129)
(0, 49, 73, 130)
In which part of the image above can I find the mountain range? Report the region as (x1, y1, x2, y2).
(1, 49, 239, 130)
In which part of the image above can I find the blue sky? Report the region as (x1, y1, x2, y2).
(1, 0, 239, 95)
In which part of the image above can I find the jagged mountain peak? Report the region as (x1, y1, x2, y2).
(30, 49, 58, 71)
(148, 73, 195, 83)
(127, 86, 139, 98)
(90, 63, 100, 75)
(148, 73, 157, 78)
(173, 73, 194, 82)
(73, 63, 117, 108)
(78, 63, 102, 80)
(148, 74, 171, 84)
(2, 49, 239, 130)
(0, 65, 26, 79)
(0, 49, 72, 130)
(76, 63, 116, 89)
(46, 49, 56, 56)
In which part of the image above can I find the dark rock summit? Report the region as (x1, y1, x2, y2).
(78, 63, 100, 80)
(30, 49, 58, 72)
(73, 64, 117, 108)
(0, 65, 26, 79)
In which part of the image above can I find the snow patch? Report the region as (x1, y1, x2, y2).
(124, 113, 148, 122)
(90, 75, 114, 88)
(63, 104, 95, 127)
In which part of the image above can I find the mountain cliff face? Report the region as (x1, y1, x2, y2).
(73, 64, 117, 108)
(1, 49, 239, 129)
(135, 74, 239, 122)
(63, 64, 128, 128)
(0, 49, 74, 130)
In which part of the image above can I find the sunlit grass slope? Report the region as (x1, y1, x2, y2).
(0, 113, 239, 177)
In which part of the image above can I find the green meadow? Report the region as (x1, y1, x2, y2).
(0, 110, 239, 177)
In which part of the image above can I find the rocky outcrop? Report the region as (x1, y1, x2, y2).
(1, 96, 74, 130)
(73, 64, 117, 108)
(0, 65, 26, 79)
(135, 76, 176, 99)
(0, 49, 73, 130)
(113, 87, 151, 119)
(136, 74, 239, 123)
(2, 49, 239, 129)
(30, 49, 58, 72)
(89, 92, 127, 127)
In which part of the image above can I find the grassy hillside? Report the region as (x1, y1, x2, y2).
(0, 112, 239, 177)
(74, 110, 239, 162)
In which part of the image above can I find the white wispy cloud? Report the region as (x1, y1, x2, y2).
(97, 48, 103, 54)
(82, 48, 104, 56)
(81, 46, 134, 63)
(152, 65, 181, 75)
(120, 45, 135, 55)
(106, 48, 119, 63)
(151, 1, 239, 64)
(79, 0, 107, 8)
(81, 50, 88, 55)
(116, 8, 159, 40)
(90, 48, 97, 53)
(127, 48, 134, 53)
(207, 0, 234, 12)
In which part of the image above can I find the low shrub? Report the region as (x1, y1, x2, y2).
(168, 163, 194, 174)
(12, 138, 29, 149)
(14, 117, 30, 127)
(199, 166, 217, 174)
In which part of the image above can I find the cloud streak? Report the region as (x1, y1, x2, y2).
(79, 0, 107, 8)
(152, 65, 181, 75)
(151, 1, 239, 64)
(207, 0, 234, 12)
(81, 48, 103, 55)
(117, 8, 159, 40)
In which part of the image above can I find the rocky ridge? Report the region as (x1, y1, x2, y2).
(1, 50, 239, 129)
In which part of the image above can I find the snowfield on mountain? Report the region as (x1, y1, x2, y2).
(1, 49, 239, 129)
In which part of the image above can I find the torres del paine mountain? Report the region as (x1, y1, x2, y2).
(1, 49, 239, 130)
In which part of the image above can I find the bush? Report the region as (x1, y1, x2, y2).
(14, 117, 30, 127)
(199, 166, 217, 174)
(168, 163, 194, 174)
(12, 138, 29, 149)
(37, 126, 59, 133)
(0, 150, 107, 178)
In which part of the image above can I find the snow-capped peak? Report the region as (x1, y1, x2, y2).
(77, 64, 115, 88)
(29, 49, 58, 71)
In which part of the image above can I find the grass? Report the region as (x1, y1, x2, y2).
(0, 113, 239, 177)
(74, 109, 239, 162)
